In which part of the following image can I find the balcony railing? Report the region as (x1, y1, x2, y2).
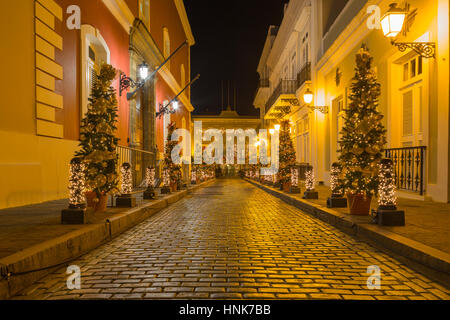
(265, 79, 298, 114)
(384, 146, 426, 195)
(297, 62, 311, 89)
(117, 145, 155, 188)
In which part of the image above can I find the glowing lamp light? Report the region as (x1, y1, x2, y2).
(274, 124, 281, 131)
(172, 100, 179, 110)
(269, 129, 275, 135)
(139, 62, 149, 80)
(303, 88, 313, 104)
(381, 3, 406, 38)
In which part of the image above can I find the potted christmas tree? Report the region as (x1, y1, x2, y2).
(278, 120, 296, 193)
(338, 45, 387, 215)
(76, 64, 120, 213)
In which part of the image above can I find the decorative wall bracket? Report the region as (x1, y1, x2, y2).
(308, 105, 329, 114)
(119, 73, 138, 96)
(391, 40, 436, 59)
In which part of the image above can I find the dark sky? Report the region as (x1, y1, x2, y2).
(185, 0, 289, 116)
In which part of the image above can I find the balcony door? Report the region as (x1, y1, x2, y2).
(399, 55, 425, 147)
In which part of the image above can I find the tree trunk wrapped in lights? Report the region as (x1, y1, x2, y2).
(68, 157, 87, 209)
(164, 121, 182, 191)
(303, 166, 318, 199)
(374, 158, 405, 226)
(327, 162, 348, 208)
(161, 168, 171, 194)
(338, 45, 387, 215)
(116, 162, 136, 207)
(290, 167, 300, 194)
(61, 157, 87, 224)
(143, 167, 156, 200)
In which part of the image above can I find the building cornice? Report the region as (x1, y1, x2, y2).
(102, 0, 134, 34)
(174, 0, 195, 46)
(316, 0, 382, 76)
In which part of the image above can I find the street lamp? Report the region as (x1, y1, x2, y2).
(303, 88, 313, 104)
(380, 2, 435, 58)
(274, 124, 281, 131)
(269, 129, 275, 135)
(119, 61, 149, 96)
(381, 3, 406, 38)
(303, 88, 329, 114)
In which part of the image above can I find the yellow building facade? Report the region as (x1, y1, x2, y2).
(0, 0, 78, 209)
(314, 0, 449, 202)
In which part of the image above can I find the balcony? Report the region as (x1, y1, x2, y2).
(384, 146, 426, 195)
(297, 62, 311, 89)
(265, 79, 298, 117)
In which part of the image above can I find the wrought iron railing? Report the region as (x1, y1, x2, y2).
(297, 62, 311, 89)
(384, 146, 426, 195)
(265, 79, 298, 114)
(116, 145, 155, 188)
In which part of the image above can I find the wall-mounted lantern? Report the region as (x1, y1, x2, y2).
(119, 62, 149, 97)
(381, 3, 435, 58)
(303, 88, 329, 114)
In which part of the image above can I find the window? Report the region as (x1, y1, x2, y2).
(302, 33, 309, 67)
(139, 0, 150, 30)
(81, 25, 110, 117)
(163, 27, 170, 70)
(402, 56, 423, 82)
(291, 52, 296, 79)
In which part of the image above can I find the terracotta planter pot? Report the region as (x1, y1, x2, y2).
(85, 191, 108, 213)
(282, 182, 291, 193)
(347, 193, 372, 216)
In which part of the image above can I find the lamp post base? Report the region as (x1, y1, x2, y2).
(327, 197, 348, 208)
(116, 195, 136, 208)
(61, 208, 87, 225)
(303, 190, 319, 199)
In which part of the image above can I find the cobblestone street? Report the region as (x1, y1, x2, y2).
(13, 179, 450, 300)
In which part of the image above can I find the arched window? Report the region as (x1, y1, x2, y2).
(163, 27, 170, 70)
(81, 25, 110, 117)
(180, 64, 185, 88)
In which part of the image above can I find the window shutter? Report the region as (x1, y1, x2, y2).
(403, 91, 413, 136)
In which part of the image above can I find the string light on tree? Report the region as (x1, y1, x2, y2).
(378, 159, 397, 208)
(120, 162, 132, 195)
(375, 158, 405, 226)
(305, 168, 315, 191)
(291, 168, 299, 187)
(327, 162, 348, 208)
(303, 166, 318, 199)
(68, 157, 86, 209)
(145, 167, 155, 189)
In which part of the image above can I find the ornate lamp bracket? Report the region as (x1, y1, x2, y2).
(119, 72, 138, 96)
(308, 105, 329, 114)
(391, 40, 436, 59)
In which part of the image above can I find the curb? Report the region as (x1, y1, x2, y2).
(0, 180, 215, 299)
(245, 179, 450, 279)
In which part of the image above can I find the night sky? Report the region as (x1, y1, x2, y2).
(185, 0, 289, 116)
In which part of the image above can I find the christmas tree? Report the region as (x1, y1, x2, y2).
(278, 120, 296, 185)
(76, 63, 120, 199)
(164, 121, 182, 186)
(338, 45, 387, 197)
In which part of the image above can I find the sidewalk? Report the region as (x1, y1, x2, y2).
(245, 179, 450, 285)
(0, 180, 214, 299)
